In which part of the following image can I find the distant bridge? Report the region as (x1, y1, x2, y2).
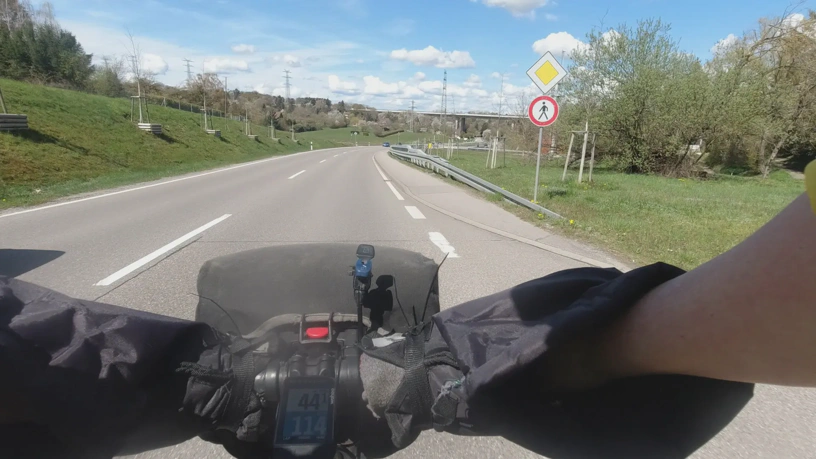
(353, 108, 524, 135)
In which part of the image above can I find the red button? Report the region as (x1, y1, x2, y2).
(305, 327, 329, 339)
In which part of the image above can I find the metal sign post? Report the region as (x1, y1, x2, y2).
(533, 128, 544, 203)
(528, 95, 560, 202)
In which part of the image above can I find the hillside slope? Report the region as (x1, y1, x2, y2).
(0, 78, 354, 209)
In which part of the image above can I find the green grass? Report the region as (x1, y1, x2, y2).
(447, 150, 804, 269)
(0, 78, 355, 210)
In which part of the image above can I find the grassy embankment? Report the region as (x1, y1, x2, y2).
(446, 150, 803, 269)
(0, 78, 363, 209)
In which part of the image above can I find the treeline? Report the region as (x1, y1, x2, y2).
(550, 10, 816, 176)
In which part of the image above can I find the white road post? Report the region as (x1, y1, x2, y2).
(578, 121, 589, 183)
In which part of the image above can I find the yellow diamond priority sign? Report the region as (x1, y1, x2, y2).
(527, 51, 567, 95)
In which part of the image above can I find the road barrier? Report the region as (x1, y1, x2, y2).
(0, 114, 28, 131)
(206, 129, 221, 137)
(138, 123, 162, 135)
(389, 146, 563, 219)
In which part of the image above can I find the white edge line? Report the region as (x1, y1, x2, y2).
(95, 214, 231, 286)
(288, 170, 306, 179)
(429, 232, 460, 258)
(405, 206, 426, 219)
(386, 182, 405, 201)
(0, 147, 348, 219)
(372, 156, 389, 180)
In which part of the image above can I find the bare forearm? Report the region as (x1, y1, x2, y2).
(603, 193, 816, 386)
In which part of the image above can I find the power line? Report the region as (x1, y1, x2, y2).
(183, 58, 193, 84)
(498, 73, 505, 116)
(441, 70, 447, 138)
(283, 69, 292, 102)
(410, 100, 415, 132)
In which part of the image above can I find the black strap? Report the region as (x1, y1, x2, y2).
(403, 332, 436, 420)
(223, 352, 256, 431)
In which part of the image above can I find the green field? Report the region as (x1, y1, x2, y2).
(447, 150, 804, 269)
(0, 78, 358, 209)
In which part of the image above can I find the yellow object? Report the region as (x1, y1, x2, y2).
(806, 159, 816, 214)
(535, 61, 559, 85)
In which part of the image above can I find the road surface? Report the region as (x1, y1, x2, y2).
(2, 146, 814, 458)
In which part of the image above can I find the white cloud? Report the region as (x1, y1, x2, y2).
(413, 71, 426, 81)
(203, 58, 250, 73)
(463, 74, 481, 88)
(601, 29, 620, 43)
(490, 72, 503, 79)
(545, 13, 557, 21)
(418, 80, 443, 94)
(231, 44, 255, 54)
(271, 54, 302, 67)
(142, 53, 169, 75)
(328, 75, 361, 95)
(470, 0, 550, 18)
(782, 13, 805, 29)
(532, 31, 584, 57)
(711, 33, 738, 55)
(390, 46, 476, 68)
(363, 76, 401, 95)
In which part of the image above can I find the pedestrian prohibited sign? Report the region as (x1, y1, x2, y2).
(528, 95, 559, 127)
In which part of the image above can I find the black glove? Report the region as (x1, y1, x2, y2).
(0, 276, 266, 459)
(359, 263, 756, 459)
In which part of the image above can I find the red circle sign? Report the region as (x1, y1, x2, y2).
(528, 95, 559, 127)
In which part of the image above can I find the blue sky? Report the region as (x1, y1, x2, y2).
(38, 0, 808, 112)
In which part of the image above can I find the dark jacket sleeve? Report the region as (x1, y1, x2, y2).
(0, 276, 240, 459)
(432, 263, 756, 459)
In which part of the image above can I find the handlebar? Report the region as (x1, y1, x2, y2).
(251, 313, 365, 459)
(246, 244, 379, 458)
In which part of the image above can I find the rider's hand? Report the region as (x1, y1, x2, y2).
(359, 325, 466, 450)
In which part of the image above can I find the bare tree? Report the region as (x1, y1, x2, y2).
(125, 31, 151, 124)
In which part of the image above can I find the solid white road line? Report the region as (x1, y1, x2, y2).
(372, 157, 389, 180)
(429, 232, 460, 258)
(405, 206, 426, 219)
(386, 182, 404, 201)
(288, 170, 306, 179)
(0, 148, 347, 219)
(95, 214, 232, 286)
(320, 159, 327, 163)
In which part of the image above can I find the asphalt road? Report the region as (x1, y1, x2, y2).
(2, 146, 815, 458)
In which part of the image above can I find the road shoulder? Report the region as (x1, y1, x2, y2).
(374, 150, 630, 271)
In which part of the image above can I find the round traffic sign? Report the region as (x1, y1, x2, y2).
(528, 95, 559, 127)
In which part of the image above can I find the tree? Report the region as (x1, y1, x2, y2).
(90, 55, 126, 97)
(0, 1, 93, 88)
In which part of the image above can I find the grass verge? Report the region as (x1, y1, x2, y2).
(0, 78, 354, 210)
(446, 150, 803, 270)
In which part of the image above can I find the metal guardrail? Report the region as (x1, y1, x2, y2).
(0, 113, 29, 131)
(389, 146, 564, 219)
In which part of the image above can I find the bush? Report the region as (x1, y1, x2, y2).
(0, 16, 93, 89)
